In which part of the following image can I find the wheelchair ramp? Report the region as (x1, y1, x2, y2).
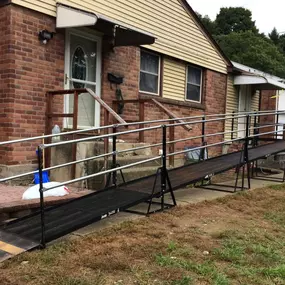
(0, 231, 39, 262)
(0, 188, 153, 262)
(1, 141, 285, 262)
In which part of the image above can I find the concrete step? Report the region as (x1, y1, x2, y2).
(117, 166, 159, 183)
(93, 141, 154, 157)
(90, 156, 185, 170)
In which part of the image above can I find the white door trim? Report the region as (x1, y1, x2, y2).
(64, 28, 102, 128)
(238, 85, 252, 137)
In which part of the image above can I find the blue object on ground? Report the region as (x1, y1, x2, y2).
(34, 149, 50, 184)
(34, 171, 50, 184)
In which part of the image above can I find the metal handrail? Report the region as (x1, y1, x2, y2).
(42, 155, 161, 192)
(167, 128, 246, 145)
(249, 128, 285, 138)
(41, 125, 162, 149)
(251, 123, 285, 131)
(1, 110, 285, 146)
(167, 137, 243, 157)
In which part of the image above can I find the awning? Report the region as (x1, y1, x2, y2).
(234, 75, 285, 90)
(56, 4, 156, 47)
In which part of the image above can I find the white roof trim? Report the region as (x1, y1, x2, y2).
(56, 4, 155, 39)
(234, 75, 285, 90)
(232, 61, 285, 84)
(56, 5, 98, 28)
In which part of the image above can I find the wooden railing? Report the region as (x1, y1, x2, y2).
(112, 98, 192, 167)
(46, 88, 126, 178)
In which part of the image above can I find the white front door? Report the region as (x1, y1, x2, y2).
(238, 85, 251, 137)
(65, 29, 102, 128)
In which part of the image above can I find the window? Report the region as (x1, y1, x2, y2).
(140, 50, 160, 94)
(186, 65, 203, 103)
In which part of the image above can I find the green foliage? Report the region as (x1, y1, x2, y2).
(215, 31, 285, 78)
(215, 7, 258, 35)
(269, 27, 280, 45)
(197, 7, 285, 78)
(196, 13, 217, 35)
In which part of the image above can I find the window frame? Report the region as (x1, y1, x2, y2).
(185, 65, 203, 103)
(139, 50, 161, 96)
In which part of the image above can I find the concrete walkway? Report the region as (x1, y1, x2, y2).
(72, 173, 284, 237)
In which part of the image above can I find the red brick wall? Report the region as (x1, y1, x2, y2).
(0, 4, 65, 165)
(0, 5, 13, 165)
(102, 62, 227, 158)
(259, 90, 277, 138)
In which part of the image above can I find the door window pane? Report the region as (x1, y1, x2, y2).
(140, 51, 160, 94)
(186, 66, 202, 102)
(72, 47, 87, 88)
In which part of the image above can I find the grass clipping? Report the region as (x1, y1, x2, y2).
(2, 184, 285, 284)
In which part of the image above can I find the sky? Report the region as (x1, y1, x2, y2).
(188, 0, 285, 35)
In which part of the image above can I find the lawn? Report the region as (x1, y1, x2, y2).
(2, 184, 285, 285)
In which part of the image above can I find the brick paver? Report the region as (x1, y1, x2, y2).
(0, 184, 92, 213)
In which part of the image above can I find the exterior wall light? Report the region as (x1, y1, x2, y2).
(38, 30, 54, 44)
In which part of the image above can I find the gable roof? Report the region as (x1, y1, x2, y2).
(11, 0, 231, 73)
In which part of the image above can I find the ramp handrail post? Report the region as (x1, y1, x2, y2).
(201, 116, 206, 160)
(231, 111, 235, 140)
(37, 146, 46, 248)
(112, 126, 117, 187)
(253, 112, 258, 147)
(161, 125, 167, 211)
(276, 113, 279, 140)
(245, 115, 251, 189)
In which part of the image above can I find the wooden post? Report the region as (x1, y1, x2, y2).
(45, 92, 53, 169)
(169, 121, 175, 167)
(139, 101, 145, 143)
(71, 91, 79, 180)
(112, 102, 117, 124)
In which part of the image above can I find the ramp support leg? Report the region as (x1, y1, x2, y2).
(245, 115, 251, 190)
(37, 146, 46, 249)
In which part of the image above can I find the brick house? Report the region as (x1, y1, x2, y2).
(0, 0, 233, 172)
(1, 0, 283, 179)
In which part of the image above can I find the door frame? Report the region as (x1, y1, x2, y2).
(238, 85, 252, 137)
(238, 85, 251, 113)
(64, 28, 102, 128)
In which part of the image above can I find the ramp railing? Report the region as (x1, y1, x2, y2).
(1, 110, 285, 247)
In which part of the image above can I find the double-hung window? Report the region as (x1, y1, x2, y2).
(186, 65, 203, 103)
(140, 50, 160, 95)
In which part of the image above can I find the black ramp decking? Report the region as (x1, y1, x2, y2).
(1, 140, 285, 261)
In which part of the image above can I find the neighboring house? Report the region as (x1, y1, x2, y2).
(225, 61, 285, 140)
(0, 0, 232, 171)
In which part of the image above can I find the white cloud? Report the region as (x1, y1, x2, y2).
(188, 0, 285, 34)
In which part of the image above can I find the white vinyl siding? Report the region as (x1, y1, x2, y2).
(163, 57, 186, 101)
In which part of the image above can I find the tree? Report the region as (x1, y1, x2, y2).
(269, 27, 280, 45)
(279, 35, 285, 53)
(196, 13, 217, 35)
(215, 31, 285, 77)
(215, 7, 258, 35)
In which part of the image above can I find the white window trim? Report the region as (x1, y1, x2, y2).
(185, 65, 203, 104)
(139, 50, 161, 96)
